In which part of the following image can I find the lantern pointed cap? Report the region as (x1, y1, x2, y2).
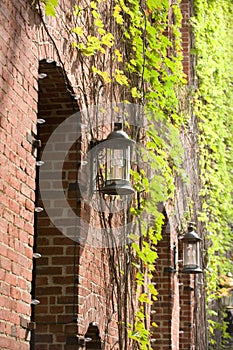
(182, 223, 202, 242)
(106, 122, 135, 145)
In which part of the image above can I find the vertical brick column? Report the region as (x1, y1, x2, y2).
(151, 214, 180, 350)
(0, 1, 38, 349)
(33, 60, 80, 350)
(180, 0, 192, 83)
(179, 275, 195, 350)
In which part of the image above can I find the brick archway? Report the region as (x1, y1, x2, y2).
(31, 59, 81, 350)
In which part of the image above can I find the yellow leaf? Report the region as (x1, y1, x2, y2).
(113, 69, 129, 86)
(102, 33, 114, 47)
(92, 67, 111, 83)
(94, 19, 104, 28)
(73, 5, 82, 16)
(72, 27, 84, 36)
(90, 1, 97, 9)
(100, 47, 106, 54)
(131, 87, 141, 98)
(114, 49, 123, 62)
(113, 4, 124, 24)
(98, 28, 106, 35)
(92, 9, 99, 18)
(100, 71, 111, 83)
(71, 42, 78, 48)
(92, 66, 100, 74)
(77, 43, 85, 50)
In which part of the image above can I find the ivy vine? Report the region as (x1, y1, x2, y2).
(70, 1, 185, 348)
(35, 0, 233, 349)
(191, 0, 233, 347)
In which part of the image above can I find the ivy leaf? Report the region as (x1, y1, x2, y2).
(73, 5, 82, 16)
(44, 0, 58, 16)
(138, 293, 151, 304)
(92, 66, 111, 83)
(113, 69, 129, 86)
(90, 1, 98, 9)
(102, 33, 114, 47)
(114, 49, 123, 62)
(100, 71, 111, 83)
(72, 27, 84, 36)
(94, 19, 104, 28)
(71, 42, 78, 48)
(131, 87, 141, 98)
(98, 28, 106, 35)
(113, 4, 124, 24)
(92, 9, 100, 19)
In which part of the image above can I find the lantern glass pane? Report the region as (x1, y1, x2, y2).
(124, 145, 130, 180)
(183, 242, 198, 268)
(106, 146, 130, 181)
(230, 292, 233, 307)
(223, 291, 233, 308)
(110, 148, 124, 180)
(196, 241, 200, 266)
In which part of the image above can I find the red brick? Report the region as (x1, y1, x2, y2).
(0, 2, 195, 350)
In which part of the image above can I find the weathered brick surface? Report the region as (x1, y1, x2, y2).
(179, 275, 195, 350)
(151, 210, 180, 350)
(180, 0, 192, 83)
(31, 61, 119, 349)
(0, 0, 38, 348)
(0, 0, 193, 349)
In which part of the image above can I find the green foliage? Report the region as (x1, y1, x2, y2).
(119, 2, 185, 347)
(40, 0, 58, 16)
(192, 0, 233, 346)
(41, 0, 186, 348)
(37, 0, 233, 347)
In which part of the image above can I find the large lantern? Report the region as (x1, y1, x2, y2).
(181, 224, 203, 274)
(222, 289, 233, 309)
(100, 122, 135, 195)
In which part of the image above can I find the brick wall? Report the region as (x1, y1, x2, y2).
(179, 274, 195, 350)
(0, 1, 197, 350)
(151, 210, 180, 350)
(32, 60, 79, 350)
(180, 0, 192, 83)
(33, 60, 119, 349)
(0, 0, 39, 349)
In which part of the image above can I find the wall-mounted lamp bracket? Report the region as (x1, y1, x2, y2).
(164, 243, 177, 273)
(26, 132, 41, 149)
(20, 317, 36, 330)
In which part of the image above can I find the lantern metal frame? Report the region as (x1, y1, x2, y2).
(98, 122, 135, 196)
(181, 224, 203, 274)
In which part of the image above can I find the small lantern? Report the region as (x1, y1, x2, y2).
(222, 289, 233, 309)
(100, 122, 135, 195)
(181, 224, 203, 274)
